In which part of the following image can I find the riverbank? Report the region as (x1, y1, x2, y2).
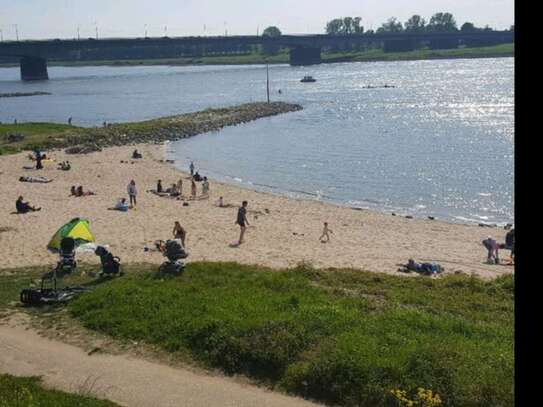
(0, 102, 302, 155)
(0, 142, 511, 277)
(0, 43, 513, 68)
(0, 91, 51, 98)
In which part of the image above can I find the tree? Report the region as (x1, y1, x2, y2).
(326, 18, 344, 35)
(460, 22, 477, 32)
(262, 26, 281, 55)
(427, 12, 458, 32)
(377, 17, 403, 33)
(262, 26, 282, 37)
(353, 17, 363, 34)
(325, 16, 363, 35)
(404, 15, 426, 32)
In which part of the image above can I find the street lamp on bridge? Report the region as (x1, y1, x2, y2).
(13, 24, 19, 41)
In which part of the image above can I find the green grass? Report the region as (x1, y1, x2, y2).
(58, 262, 514, 407)
(0, 374, 119, 406)
(322, 43, 514, 63)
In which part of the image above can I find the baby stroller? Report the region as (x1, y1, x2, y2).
(95, 246, 123, 277)
(55, 237, 77, 277)
(158, 239, 188, 275)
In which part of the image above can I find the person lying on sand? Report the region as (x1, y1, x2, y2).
(319, 222, 333, 243)
(16, 196, 41, 213)
(108, 198, 129, 212)
(19, 176, 52, 183)
(398, 259, 443, 275)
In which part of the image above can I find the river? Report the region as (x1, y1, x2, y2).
(0, 58, 514, 224)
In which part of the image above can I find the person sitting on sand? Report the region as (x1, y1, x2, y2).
(195, 172, 204, 182)
(169, 183, 180, 197)
(191, 179, 197, 199)
(172, 221, 187, 248)
(218, 196, 224, 207)
(111, 198, 129, 212)
(70, 186, 77, 196)
(132, 149, 142, 159)
(482, 236, 499, 264)
(319, 222, 333, 243)
(58, 161, 71, 171)
(16, 196, 41, 213)
(77, 185, 96, 196)
(202, 177, 209, 197)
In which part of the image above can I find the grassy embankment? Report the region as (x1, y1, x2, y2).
(0, 102, 302, 155)
(35, 43, 513, 67)
(0, 374, 119, 406)
(0, 261, 513, 407)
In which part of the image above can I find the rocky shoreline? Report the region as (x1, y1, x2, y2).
(0, 91, 51, 98)
(60, 102, 302, 153)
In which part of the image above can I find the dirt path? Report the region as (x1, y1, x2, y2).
(0, 322, 320, 407)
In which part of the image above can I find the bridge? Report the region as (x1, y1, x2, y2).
(0, 31, 513, 80)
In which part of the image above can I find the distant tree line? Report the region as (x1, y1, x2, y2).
(325, 12, 513, 35)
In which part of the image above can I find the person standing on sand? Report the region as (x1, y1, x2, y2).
(177, 178, 183, 196)
(236, 201, 250, 244)
(319, 222, 333, 243)
(127, 180, 137, 207)
(191, 179, 197, 199)
(202, 177, 210, 197)
(173, 221, 187, 248)
(189, 161, 195, 177)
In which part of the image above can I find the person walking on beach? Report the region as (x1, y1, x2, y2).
(172, 221, 187, 248)
(191, 179, 197, 199)
(189, 161, 195, 177)
(319, 222, 333, 243)
(236, 201, 250, 245)
(127, 180, 137, 207)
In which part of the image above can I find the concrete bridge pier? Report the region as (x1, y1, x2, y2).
(289, 46, 321, 66)
(20, 56, 49, 81)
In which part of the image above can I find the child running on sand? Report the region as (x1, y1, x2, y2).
(319, 222, 333, 243)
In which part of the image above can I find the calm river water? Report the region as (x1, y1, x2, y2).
(0, 58, 514, 224)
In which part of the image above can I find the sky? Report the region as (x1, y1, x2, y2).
(0, 0, 514, 41)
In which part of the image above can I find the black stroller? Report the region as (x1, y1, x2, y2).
(158, 239, 188, 275)
(55, 237, 77, 277)
(95, 246, 122, 277)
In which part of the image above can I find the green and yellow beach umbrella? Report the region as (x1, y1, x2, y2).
(47, 218, 95, 251)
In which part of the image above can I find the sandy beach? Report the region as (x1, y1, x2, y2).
(0, 143, 512, 279)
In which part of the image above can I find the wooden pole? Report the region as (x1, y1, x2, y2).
(266, 63, 270, 103)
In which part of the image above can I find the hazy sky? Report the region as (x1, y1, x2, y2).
(1, 0, 514, 40)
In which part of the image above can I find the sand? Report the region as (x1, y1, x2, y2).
(0, 144, 512, 279)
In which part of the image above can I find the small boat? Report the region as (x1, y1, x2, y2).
(300, 75, 316, 83)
